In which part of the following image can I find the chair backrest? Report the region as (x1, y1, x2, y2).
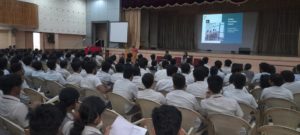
(107, 92, 135, 116)
(64, 83, 81, 91)
(135, 118, 155, 135)
(101, 109, 121, 128)
(24, 76, 34, 89)
(261, 98, 297, 110)
(31, 76, 46, 91)
(264, 108, 300, 129)
(294, 93, 300, 109)
(136, 99, 161, 118)
(250, 88, 262, 101)
(258, 125, 300, 135)
(0, 115, 25, 135)
(82, 88, 106, 101)
(238, 102, 258, 122)
(208, 113, 251, 135)
(23, 88, 48, 103)
(177, 107, 206, 134)
(45, 80, 65, 98)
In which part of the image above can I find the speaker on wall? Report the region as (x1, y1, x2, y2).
(47, 33, 55, 44)
(238, 48, 251, 55)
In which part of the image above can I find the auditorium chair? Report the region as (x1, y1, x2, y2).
(82, 87, 107, 101)
(133, 118, 155, 135)
(263, 108, 300, 129)
(136, 99, 161, 118)
(0, 115, 25, 135)
(294, 93, 300, 109)
(45, 80, 65, 98)
(260, 98, 298, 110)
(258, 125, 300, 135)
(24, 76, 34, 89)
(31, 76, 46, 91)
(23, 88, 49, 104)
(208, 113, 254, 135)
(250, 88, 262, 102)
(101, 109, 121, 128)
(64, 83, 83, 98)
(238, 102, 258, 124)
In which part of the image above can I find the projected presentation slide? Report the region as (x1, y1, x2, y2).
(201, 13, 243, 44)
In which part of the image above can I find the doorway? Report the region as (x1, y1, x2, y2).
(92, 21, 109, 48)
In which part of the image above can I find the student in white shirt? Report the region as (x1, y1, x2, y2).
(0, 57, 10, 75)
(0, 74, 29, 128)
(222, 59, 232, 75)
(132, 66, 144, 89)
(29, 104, 63, 135)
(111, 63, 123, 83)
(45, 59, 67, 85)
(181, 63, 192, 85)
(260, 74, 294, 101)
(186, 66, 209, 98)
(66, 60, 83, 85)
(138, 73, 166, 104)
(214, 60, 225, 78)
(201, 75, 244, 118)
(281, 70, 300, 94)
(113, 65, 139, 113)
(224, 73, 258, 108)
(202, 57, 210, 69)
(243, 63, 255, 83)
(251, 63, 270, 83)
(138, 58, 150, 76)
(96, 61, 112, 85)
(22, 55, 34, 77)
(31, 61, 47, 79)
(186, 57, 194, 71)
(58, 60, 71, 79)
(154, 60, 169, 81)
(63, 96, 109, 135)
(155, 65, 178, 92)
(80, 61, 107, 93)
(166, 73, 200, 111)
(147, 54, 156, 68)
(224, 63, 244, 85)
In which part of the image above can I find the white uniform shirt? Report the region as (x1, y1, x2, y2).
(132, 76, 144, 89)
(223, 84, 249, 94)
(140, 68, 150, 77)
(260, 86, 294, 101)
(45, 70, 67, 85)
(62, 121, 102, 135)
(66, 72, 83, 86)
(155, 77, 174, 92)
(111, 73, 123, 83)
(217, 70, 226, 79)
(80, 69, 88, 78)
(137, 89, 166, 104)
(31, 70, 47, 79)
(182, 73, 193, 85)
(251, 72, 270, 83)
(80, 74, 102, 90)
(186, 81, 208, 98)
(154, 69, 168, 81)
(0, 95, 29, 128)
(58, 68, 71, 79)
(96, 70, 111, 84)
(282, 81, 300, 94)
(113, 79, 138, 112)
(221, 66, 231, 75)
(224, 88, 258, 108)
(23, 65, 34, 77)
(201, 94, 244, 118)
(3, 69, 9, 75)
(166, 90, 200, 111)
(224, 73, 247, 85)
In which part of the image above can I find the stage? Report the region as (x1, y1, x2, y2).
(107, 48, 300, 73)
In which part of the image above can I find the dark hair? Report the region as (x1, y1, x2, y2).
(118, 57, 125, 64)
(193, 66, 209, 81)
(268, 65, 276, 74)
(101, 61, 111, 73)
(167, 65, 178, 76)
(232, 73, 246, 89)
(260, 75, 271, 89)
(0, 74, 23, 95)
(207, 75, 223, 94)
(132, 66, 141, 76)
(10, 62, 23, 73)
(281, 70, 295, 83)
(84, 61, 97, 74)
(56, 88, 79, 117)
(138, 58, 148, 69)
(270, 73, 284, 86)
(224, 59, 232, 67)
(60, 60, 68, 69)
(71, 60, 81, 72)
(170, 59, 177, 66)
(70, 96, 106, 135)
(259, 63, 270, 73)
(29, 104, 63, 135)
(32, 61, 43, 71)
(244, 63, 252, 71)
(152, 105, 182, 135)
(0, 57, 8, 70)
(210, 66, 219, 76)
(123, 66, 133, 79)
(10, 56, 20, 65)
(186, 57, 193, 65)
(47, 59, 57, 70)
(150, 61, 157, 71)
(172, 73, 186, 89)
(162, 60, 169, 69)
(115, 63, 123, 73)
(214, 60, 222, 69)
(142, 73, 154, 89)
(180, 63, 190, 74)
(22, 56, 33, 66)
(150, 54, 156, 60)
(231, 63, 243, 73)
(202, 57, 209, 64)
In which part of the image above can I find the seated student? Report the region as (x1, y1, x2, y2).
(138, 58, 150, 76)
(66, 60, 83, 85)
(10, 62, 30, 89)
(152, 105, 185, 135)
(223, 63, 244, 85)
(166, 73, 200, 111)
(201, 75, 243, 117)
(155, 65, 178, 92)
(224, 73, 258, 108)
(63, 96, 109, 135)
(293, 64, 300, 81)
(222, 59, 232, 75)
(154, 60, 169, 81)
(138, 73, 166, 104)
(29, 104, 63, 135)
(113, 66, 138, 112)
(58, 60, 71, 79)
(132, 66, 144, 89)
(22, 55, 34, 77)
(96, 61, 112, 84)
(148, 54, 156, 68)
(214, 60, 225, 78)
(186, 66, 209, 98)
(149, 60, 158, 74)
(0, 57, 10, 75)
(243, 63, 254, 82)
(202, 57, 210, 68)
(45, 59, 67, 85)
(223, 74, 249, 94)
(180, 63, 192, 84)
(110, 63, 124, 83)
(80, 61, 106, 93)
(31, 61, 47, 79)
(186, 57, 194, 71)
(281, 70, 300, 94)
(261, 74, 294, 101)
(260, 74, 271, 89)
(0, 74, 29, 128)
(252, 63, 270, 83)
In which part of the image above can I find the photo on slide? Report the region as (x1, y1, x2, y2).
(204, 21, 225, 42)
